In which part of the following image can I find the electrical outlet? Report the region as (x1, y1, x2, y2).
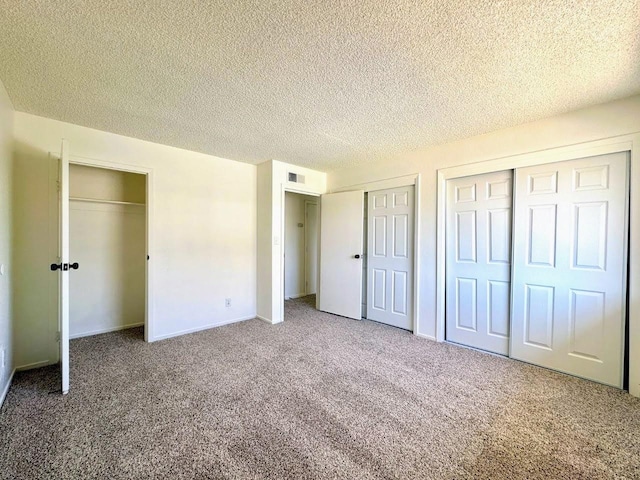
(225, 298, 231, 308)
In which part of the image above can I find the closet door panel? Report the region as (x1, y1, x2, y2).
(511, 152, 628, 387)
(446, 170, 512, 355)
(366, 186, 415, 330)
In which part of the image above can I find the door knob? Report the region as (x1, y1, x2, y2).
(354, 254, 361, 259)
(50, 262, 80, 271)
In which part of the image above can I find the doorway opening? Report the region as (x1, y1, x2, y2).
(68, 164, 147, 341)
(283, 191, 320, 316)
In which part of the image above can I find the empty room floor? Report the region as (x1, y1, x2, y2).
(1, 295, 639, 479)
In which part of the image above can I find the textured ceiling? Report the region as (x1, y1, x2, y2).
(1, 1, 639, 171)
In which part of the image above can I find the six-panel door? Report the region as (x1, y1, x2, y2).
(367, 186, 414, 330)
(446, 171, 513, 355)
(510, 152, 628, 387)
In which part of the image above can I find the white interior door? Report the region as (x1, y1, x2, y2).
(305, 201, 318, 295)
(511, 152, 629, 387)
(445, 171, 512, 354)
(319, 190, 364, 319)
(58, 139, 70, 394)
(446, 170, 513, 355)
(367, 186, 414, 330)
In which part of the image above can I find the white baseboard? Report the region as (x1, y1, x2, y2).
(414, 332, 437, 341)
(70, 322, 144, 339)
(285, 293, 307, 299)
(16, 360, 52, 371)
(256, 315, 272, 324)
(151, 315, 256, 342)
(0, 368, 15, 408)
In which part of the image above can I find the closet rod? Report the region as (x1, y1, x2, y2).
(69, 196, 145, 207)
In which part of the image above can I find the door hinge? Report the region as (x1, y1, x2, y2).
(56, 332, 60, 342)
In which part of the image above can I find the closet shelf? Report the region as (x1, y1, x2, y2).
(69, 196, 145, 207)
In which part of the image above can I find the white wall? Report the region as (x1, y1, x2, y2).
(256, 161, 273, 321)
(284, 192, 317, 299)
(69, 166, 146, 338)
(0, 79, 14, 404)
(70, 164, 146, 203)
(13, 113, 257, 368)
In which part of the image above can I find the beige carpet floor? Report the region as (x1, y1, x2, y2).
(1, 295, 639, 479)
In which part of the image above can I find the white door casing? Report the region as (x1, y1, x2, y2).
(58, 139, 70, 394)
(305, 201, 318, 295)
(319, 190, 364, 320)
(446, 171, 512, 354)
(510, 152, 629, 387)
(367, 186, 414, 330)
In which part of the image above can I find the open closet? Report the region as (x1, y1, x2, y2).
(69, 164, 147, 339)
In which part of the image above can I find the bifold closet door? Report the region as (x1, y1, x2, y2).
(511, 152, 628, 387)
(446, 171, 512, 355)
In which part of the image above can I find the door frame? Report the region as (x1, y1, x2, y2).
(436, 133, 640, 396)
(279, 187, 321, 322)
(304, 199, 318, 296)
(55, 153, 155, 343)
(331, 174, 421, 331)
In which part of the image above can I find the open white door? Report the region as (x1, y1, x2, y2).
(319, 191, 364, 319)
(56, 139, 70, 394)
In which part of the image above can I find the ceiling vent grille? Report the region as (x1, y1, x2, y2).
(288, 172, 306, 184)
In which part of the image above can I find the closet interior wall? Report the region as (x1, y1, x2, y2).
(69, 165, 146, 338)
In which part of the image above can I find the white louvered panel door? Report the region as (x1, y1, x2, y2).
(367, 186, 414, 330)
(510, 152, 629, 387)
(446, 171, 513, 355)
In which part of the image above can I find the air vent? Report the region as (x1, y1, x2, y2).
(288, 172, 306, 184)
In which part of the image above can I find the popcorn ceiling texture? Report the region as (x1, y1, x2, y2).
(0, 1, 639, 171)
